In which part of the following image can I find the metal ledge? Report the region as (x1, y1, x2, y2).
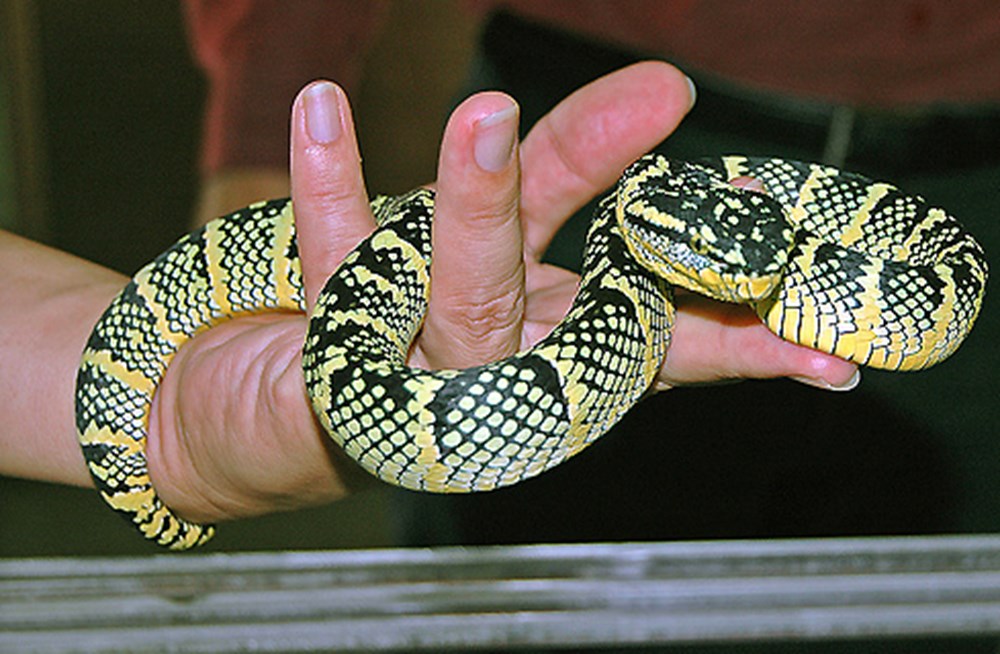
(3, 535, 1000, 652)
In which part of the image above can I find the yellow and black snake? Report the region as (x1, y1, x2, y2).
(76, 154, 988, 549)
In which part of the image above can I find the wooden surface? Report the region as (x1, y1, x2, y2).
(3, 535, 1000, 652)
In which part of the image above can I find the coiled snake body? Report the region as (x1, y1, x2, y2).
(76, 154, 988, 549)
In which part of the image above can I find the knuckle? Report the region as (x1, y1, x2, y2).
(429, 284, 526, 365)
(449, 285, 525, 343)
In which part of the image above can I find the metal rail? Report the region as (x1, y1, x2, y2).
(3, 535, 1000, 652)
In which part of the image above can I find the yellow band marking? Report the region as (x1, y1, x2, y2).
(896, 207, 948, 262)
(81, 349, 156, 398)
(203, 219, 233, 316)
(788, 165, 826, 228)
(839, 183, 892, 248)
(722, 155, 748, 180)
(271, 202, 303, 309)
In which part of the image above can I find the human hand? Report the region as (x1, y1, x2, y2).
(293, 61, 859, 392)
(147, 62, 857, 526)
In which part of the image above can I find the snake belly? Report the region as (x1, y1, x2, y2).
(76, 154, 988, 549)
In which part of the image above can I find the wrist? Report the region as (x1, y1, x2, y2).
(0, 231, 126, 485)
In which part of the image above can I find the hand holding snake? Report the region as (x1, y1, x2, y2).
(76, 64, 984, 552)
(130, 65, 853, 534)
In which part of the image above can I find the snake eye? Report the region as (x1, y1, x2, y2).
(690, 232, 710, 256)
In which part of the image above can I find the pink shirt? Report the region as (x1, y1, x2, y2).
(185, 0, 1000, 173)
(481, 0, 1000, 107)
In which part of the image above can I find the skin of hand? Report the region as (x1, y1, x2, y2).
(1, 61, 857, 528)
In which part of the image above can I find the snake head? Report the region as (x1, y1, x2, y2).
(617, 157, 794, 304)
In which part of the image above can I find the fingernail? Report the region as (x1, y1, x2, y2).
(792, 369, 861, 392)
(473, 101, 519, 172)
(685, 75, 698, 110)
(304, 81, 342, 144)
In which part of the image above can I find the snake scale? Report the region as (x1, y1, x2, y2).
(76, 154, 988, 549)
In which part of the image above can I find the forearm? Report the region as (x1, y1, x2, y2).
(0, 230, 125, 485)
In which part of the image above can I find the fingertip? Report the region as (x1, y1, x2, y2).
(293, 81, 344, 146)
(626, 60, 696, 116)
(757, 321, 861, 391)
(791, 356, 861, 392)
(473, 100, 520, 173)
(685, 74, 698, 111)
(609, 60, 696, 126)
(760, 326, 861, 391)
(436, 90, 523, 231)
(440, 91, 521, 178)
